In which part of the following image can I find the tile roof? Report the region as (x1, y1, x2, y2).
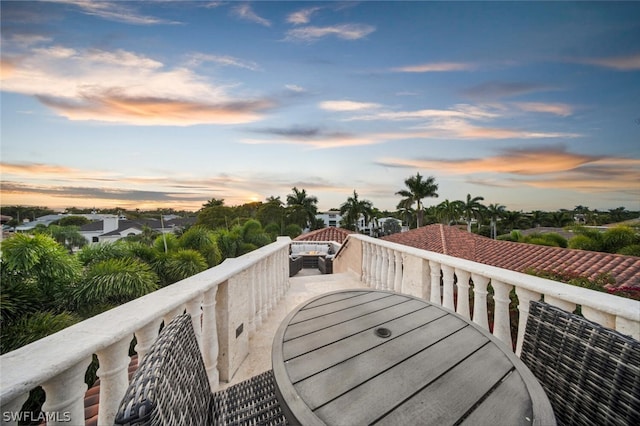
(294, 227, 356, 244)
(382, 224, 640, 289)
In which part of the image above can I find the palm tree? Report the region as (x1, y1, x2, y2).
(436, 199, 463, 225)
(73, 258, 159, 305)
(460, 194, 485, 233)
(396, 173, 439, 228)
(502, 210, 526, 233)
(340, 190, 374, 232)
(286, 187, 318, 229)
(548, 211, 573, 227)
(487, 203, 506, 239)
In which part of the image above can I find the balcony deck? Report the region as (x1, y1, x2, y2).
(220, 269, 366, 389)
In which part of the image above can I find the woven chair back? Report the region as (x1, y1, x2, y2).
(115, 314, 212, 426)
(521, 301, 640, 426)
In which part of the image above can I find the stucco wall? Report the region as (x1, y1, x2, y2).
(333, 236, 362, 278)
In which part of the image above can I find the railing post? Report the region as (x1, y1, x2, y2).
(41, 356, 93, 426)
(134, 320, 162, 363)
(492, 280, 514, 348)
(186, 295, 204, 349)
(615, 316, 640, 341)
(429, 261, 441, 305)
(441, 265, 455, 310)
(471, 274, 490, 330)
(2, 393, 29, 426)
(394, 251, 403, 293)
(380, 248, 389, 290)
(369, 243, 377, 288)
(455, 269, 471, 320)
(362, 242, 370, 285)
(202, 284, 220, 390)
(386, 248, 395, 291)
(544, 296, 576, 313)
(255, 264, 264, 328)
(96, 337, 132, 425)
(514, 288, 541, 356)
(248, 266, 257, 335)
(581, 306, 615, 329)
(374, 245, 383, 289)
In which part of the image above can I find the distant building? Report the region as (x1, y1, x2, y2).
(79, 216, 196, 244)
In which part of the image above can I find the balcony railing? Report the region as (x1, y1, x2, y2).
(1, 234, 638, 425)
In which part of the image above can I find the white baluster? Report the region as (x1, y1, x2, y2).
(455, 269, 471, 320)
(41, 357, 93, 426)
(186, 295, 204, 348)
(2, 393, 29, 426)
(362, 243, 370, 285)
(255, 264, 264, 328)
(248, 266, 257, 335)
(375, 245, 383, 289)
(369, 243, 376, 288)
(581, 306, 615, 329)
(202, 285, 220, 389)
(471, 274, 490, 330)
(380, 248, 389, 290)
(134, 319, 162, 363)
(386, 248, 395, 291)
(163, 306, 184, 326)
(615, 316, 640, 341)
(429, 261, 441, 304)
(394, 251, 403, 293)
(492, 280, 514, 348)
(514, 288, 541, 356)
(441, 265, 455, 310)
(544, 296, 576, 313)
(96, 337, 132, 425)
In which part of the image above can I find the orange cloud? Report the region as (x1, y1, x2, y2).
(2, 43, 272, 126)
(377, 148, 600, 175)
(514, 102, 574, 116)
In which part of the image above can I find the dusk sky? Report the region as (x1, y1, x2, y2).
(1, 1, 639, 213)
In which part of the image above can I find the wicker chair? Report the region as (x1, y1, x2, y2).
(114, 314, 288, 426)
(520, 301, 640, 426)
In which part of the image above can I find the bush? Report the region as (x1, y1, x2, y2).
(602, 226, 638, 253)
(73, 258, 159, 305)
(568, 235, 602, 251)
(617, 244, 640, 257)
(1, 311, 80, 354)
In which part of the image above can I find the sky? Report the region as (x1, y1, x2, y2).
(1, 1, 639, 214)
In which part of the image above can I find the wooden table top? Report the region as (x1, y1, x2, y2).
(272, 289, 556, 426)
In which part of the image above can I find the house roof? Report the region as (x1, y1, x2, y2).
(382, 224, 640, 289)
(294, 227, 356, 244)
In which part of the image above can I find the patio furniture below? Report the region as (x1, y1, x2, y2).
(114, 314, 287, 425)
(318, 255, 333, 274)
(289, 255, 303, 277)
(521, 300, 640, 426)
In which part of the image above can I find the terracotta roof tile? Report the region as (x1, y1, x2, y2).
(382, 224, 640, 289)
(294, 227, 356, 244)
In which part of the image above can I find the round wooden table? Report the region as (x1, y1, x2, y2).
(272, 289, 555, 425)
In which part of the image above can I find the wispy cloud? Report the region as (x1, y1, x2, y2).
(462, 81, 555, 100)
(573, 53, 640, 71)
(319, 100, 382, 111)
(513, 102, 574, 117)
(376, 147, 640, 195)
(285, 24, 375, 42)
(242, 125, 378, 149)
(391, 62, 476, 73)
(232, 4, 271, 27)
(186, 53, 260, 71)
(52, 0, 178, 25)
(287, 7, 322, 25)
(1, 43, 273, 125)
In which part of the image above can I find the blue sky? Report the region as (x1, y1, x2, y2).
(1, 1, 639, 213)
